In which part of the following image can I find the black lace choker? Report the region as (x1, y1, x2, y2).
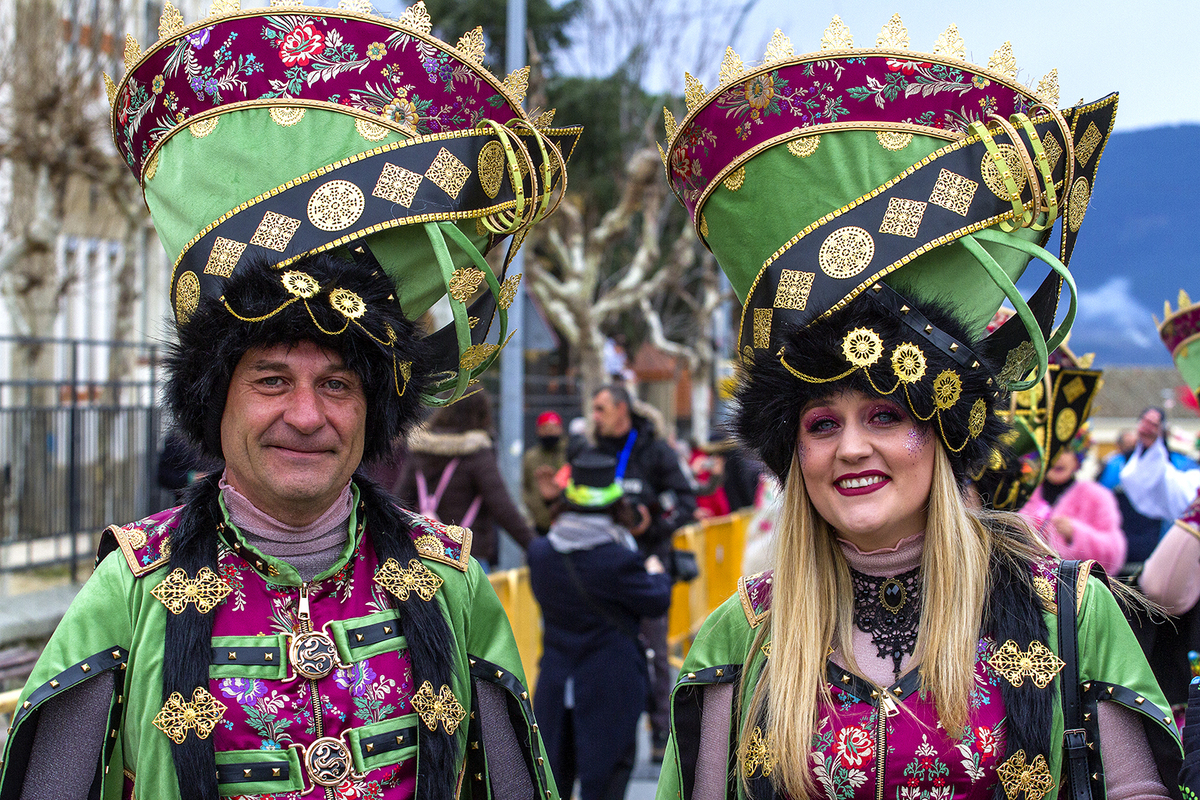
(849, 565, 922, 679)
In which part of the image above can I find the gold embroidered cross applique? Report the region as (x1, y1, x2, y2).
(375, 558, 444, 602)
(150, 567, 232, 614)
(996, 750, 1055, 800)
(743, 727, 776, 777)
(152, 687, 227, 744)
(412, 681, 466, 734)
(988, 640, 1065, 689)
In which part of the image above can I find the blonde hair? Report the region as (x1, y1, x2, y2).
(737, 443, 1054, 798)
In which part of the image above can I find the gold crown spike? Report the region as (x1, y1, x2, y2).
(503, 66, 530, 105)
(456, 26, 486, 64)
(531, 108, 555, 130)
(931, 24, 964, 60)
(208, 0, 240, 17)
(684, 72, 707, 112)
(876, 14, 909, 49)
(158, 1, 185, 40)
(988, 41, 1018, 81)
(763, 29, 794, 65)
(103, 72, 118, 107)
(397, 1, 432, 35)
(719, 46, 745, 84)
(663, 107, 678, 141)
(1036, 69, 1060, 106)
(123, 34, 142, 73)
(337, 0, 373, 14)
(657, 142, 668, 167)
(821, 15, 853, 50)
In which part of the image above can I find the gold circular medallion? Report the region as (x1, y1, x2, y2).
(968, 398, 987, 438)
(175, 271, 201, 326)
(189, 117, 219, 138)
(933, 370, 962, 410)
(876, 131, 912, 151)
(1067, 177, 1090, 233)
(329, 288, 366, 319)
(819, 226, 874, 279)
(281, 270, 320, 298)
(269, 107, 306, 127)
(841, 328, 883, 368)
(1014, 380, 1045, 409)
(980, 143, 1028, 199)
(144, 152, 159, 183)
(1055, 407, 1078, 442)
(125, 527, 148, 550)
(305, 736, 353, 786)
(355, 118, 390, 142)
(478, 141, 506, 199)
(723, 166, 746, 192)
(890, 343, 927, 384)
(307, 180, 365, 232)
(787, 135, 819, 158)
(289, 631, 338, 680)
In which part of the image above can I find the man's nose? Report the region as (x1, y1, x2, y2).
(284, 385, 325, 433)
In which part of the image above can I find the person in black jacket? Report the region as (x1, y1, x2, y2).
(528, 451, 671, 800)
(590, 384, 696, 758)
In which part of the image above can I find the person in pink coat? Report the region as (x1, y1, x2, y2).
(1020, 424, 1127, 573)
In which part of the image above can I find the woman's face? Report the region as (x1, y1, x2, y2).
(1045, 449, 1080, 485)
(797, 390, 935, 551)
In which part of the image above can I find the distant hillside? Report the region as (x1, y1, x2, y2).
(1064, 124, 1200, 366)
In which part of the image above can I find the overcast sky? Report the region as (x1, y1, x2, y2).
(559, 0, 1199, 132)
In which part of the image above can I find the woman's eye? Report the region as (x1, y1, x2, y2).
(872, 409, 902, 424)
(806, 417, 837, 433)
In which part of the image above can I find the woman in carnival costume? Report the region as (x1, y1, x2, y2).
(0, 2, 580, 798)
(655, 14, 1182, 800)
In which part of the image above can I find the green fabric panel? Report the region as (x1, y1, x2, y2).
(369, 219, 488, 318)
(209, 635, 288, 680)
(145, 107, 406, 262)
(702, 131, 944, 303)
(328, 609, 408, 662)
(1174, 341, 1200, 396)
(214, 747, 304, 796)
(344, 712, 419, 773)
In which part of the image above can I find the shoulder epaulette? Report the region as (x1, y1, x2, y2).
(737, 570, 773, 628)
(98, 507, 181, 577)
(404, 510, 472, 572)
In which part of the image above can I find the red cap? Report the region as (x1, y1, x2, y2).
(536, 411, 563, 427)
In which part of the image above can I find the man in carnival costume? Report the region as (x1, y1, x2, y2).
(0, 3, 580, 798)
(655, 14, 1181, 800)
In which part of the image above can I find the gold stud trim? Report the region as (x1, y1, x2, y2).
(411, 681, 466, 734)
(375, 557, 444, 602)
(150, 567, 232, 614)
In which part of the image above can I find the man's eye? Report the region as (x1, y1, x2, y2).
(260, 376, 283, 387)
(326, 379, 349, 391)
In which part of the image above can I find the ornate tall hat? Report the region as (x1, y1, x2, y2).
(974, 339, 1103, 510)
(661, 14, 1117, 481)
(108, 0, 580, 405)
(1159, 290, 1200, 403)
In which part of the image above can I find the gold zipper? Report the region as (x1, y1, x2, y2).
(298, 583, 335, 800)
(876, 694, 897, 800)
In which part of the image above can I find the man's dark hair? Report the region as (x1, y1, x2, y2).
(595, 383, 632, 411)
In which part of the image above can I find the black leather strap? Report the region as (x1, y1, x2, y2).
(1057, 560, 1092, 800)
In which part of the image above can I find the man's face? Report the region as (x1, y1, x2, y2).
(220, 341, 366, 526)
(592, 390, 630, 438)
(536, 420, 563, 439)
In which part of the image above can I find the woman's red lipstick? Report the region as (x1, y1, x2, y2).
(834, 470, 890, 496)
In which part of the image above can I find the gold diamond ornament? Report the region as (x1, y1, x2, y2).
(1067, 178, 1090, 233)
(878, 197, 926, 238)
(204, 237, 246, 277)
(412, 681, 466, 734)
(153, 687, 227, 744)
(373, 163, 424, 208)
(1062, 376, 1087, 404)
(752, 308, 772, 350)
(1076, 122, 1103, 167)
(425, 148, 472, 199)
(375, 558, 444, 602)
(773, 270, 814, 311)
(928, 169, 978, 217)
(249, 211, 301, 252)
(150, 566, 233, 614)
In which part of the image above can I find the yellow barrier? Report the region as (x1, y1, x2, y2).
(488, 509, 754, 689)
(0, 510, 753, 720)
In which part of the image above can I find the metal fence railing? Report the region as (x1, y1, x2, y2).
(0, 336, 169, 580)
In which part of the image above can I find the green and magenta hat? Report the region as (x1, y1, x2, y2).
(662, 14, 1116, 391)
(1159, 290, 1200, 403)
(108, 0, 580, 404)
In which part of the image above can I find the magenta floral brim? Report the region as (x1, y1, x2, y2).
(667, 53, 1042, 223)
(1160, 292, 1200, 356)
(114, 6, 526, 179)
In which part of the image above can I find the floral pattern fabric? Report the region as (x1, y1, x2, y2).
(116, 12, 522, 177)
(810, 637, 1007, 800)
(668, 55, 1038, 217)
